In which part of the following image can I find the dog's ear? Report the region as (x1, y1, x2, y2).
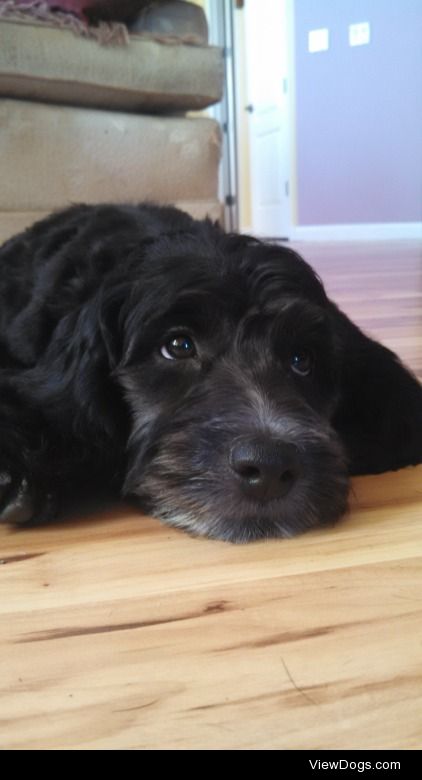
(330, 304, 422, 475)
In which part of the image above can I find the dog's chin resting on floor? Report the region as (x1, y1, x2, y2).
(0, 203, 421, 542)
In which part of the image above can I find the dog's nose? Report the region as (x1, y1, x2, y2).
(229, 438, 301, 501)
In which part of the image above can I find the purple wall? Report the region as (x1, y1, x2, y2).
(294, 0, 422, 225)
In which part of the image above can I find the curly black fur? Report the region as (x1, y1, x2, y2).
(0, 204, 421, 541)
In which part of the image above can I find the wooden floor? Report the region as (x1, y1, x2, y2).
(0, 240, 421, 750)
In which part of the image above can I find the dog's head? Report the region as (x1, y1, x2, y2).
(97, 223, 421, 543)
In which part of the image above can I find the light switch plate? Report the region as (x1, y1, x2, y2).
(349, 22, 371, 47)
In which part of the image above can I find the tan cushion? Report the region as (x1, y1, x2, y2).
(0, 20, 223, 112)
(0, 99, 222, 211)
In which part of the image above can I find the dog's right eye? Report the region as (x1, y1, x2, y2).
(160, 334, 197, 360)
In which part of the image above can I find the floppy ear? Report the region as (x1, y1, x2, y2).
(330, 304, 422, 475)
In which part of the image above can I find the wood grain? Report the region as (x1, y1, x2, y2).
(0, 240, 421, 750)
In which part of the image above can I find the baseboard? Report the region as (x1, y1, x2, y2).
(289, 222, 422, 241)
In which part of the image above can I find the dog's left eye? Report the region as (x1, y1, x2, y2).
(290, 350, 313, 376)
(160, 334, 197, 360)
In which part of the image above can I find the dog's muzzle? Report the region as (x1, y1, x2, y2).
(123, 364, 350, 542)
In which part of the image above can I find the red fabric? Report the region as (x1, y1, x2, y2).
(10, 1, 87, 19)
(2, 1, 147, 25)
(48, 1, 86, 12)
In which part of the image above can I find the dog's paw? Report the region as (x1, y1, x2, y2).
(0, 472, 56, 526)
(0, 472, 34, 525)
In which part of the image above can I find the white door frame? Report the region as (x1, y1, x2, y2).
(243, 0, 292, 239)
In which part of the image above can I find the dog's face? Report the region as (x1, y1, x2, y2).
(114, 233, 350, 542)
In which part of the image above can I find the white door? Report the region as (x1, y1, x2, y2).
(244, 0, 291, 238)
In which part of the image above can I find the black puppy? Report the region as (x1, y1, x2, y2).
(0, 204, 421, 541)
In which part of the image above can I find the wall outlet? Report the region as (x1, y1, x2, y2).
(308, 28, 329, 53)
(349, 22, 371, 47)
